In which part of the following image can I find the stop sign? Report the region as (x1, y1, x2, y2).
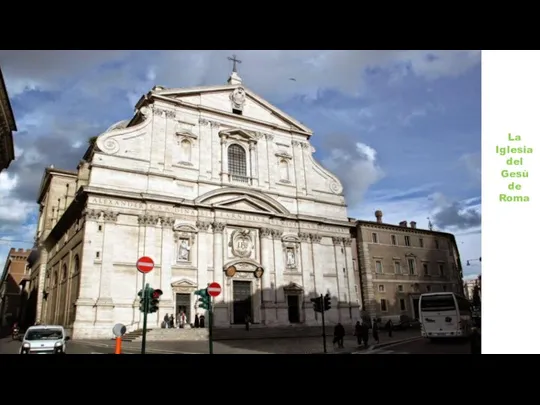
(136, 256, 154, 274)
(207, 282, 221, 297)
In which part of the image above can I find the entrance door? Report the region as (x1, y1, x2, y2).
(233, 281, 252, 324)
(176, 293, 191, 325)
(287, 295, 300, 323)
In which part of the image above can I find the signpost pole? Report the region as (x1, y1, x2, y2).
(320, 294, 327, 354)
(209, 296, 214, 355)
(141, 277, 148, 355)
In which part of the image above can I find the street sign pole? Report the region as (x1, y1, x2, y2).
(320, 294, 327, 354)
(209, 296, 214, 355)
(141, 279, 148, 355)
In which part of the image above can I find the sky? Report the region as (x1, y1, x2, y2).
(0, 50, 482, 279)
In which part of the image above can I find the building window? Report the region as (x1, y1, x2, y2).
(180, 139, 192, 162)
(62, 264, 67, 280)
(279, 159, 289, 181)
(378, 284, 385, 292)
(447, 240, 452, 251)
(442, 285, 447, 292)
(177, 238, 191, 262)
(398, 285, 404, 292)
(426, 285, 431, 292)
(435, 239, 439, 249)
(53, 271, 58, 286)
(391, 235, 397, 245)
(371, 233, 378, 243)
(408, 258, 416, 275)
(232, 108, 242, 115)
(438, 264, 445, 276)
(419, 238, 424, 248)
(98, 225, 102, 232)
(423, 263, 429, 276)
(73, 255, 80, 275)
(227, 144, 248, 182)
(404, 236, 410, 246)
(394, 262, 401, 274)
(375, 260, 383, 274)
(95, 251, 100, 259)
(399, 299, 406, 311)
(380, 299, 388, 312)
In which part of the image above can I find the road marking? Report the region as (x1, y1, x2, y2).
(374, 336, 423, 350)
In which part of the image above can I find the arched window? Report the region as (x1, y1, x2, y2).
(228, 144, 247, 182)
(180, 139, 191, 162)
(62, 264, 67, 280)
(279, 159, 289, 181)
(73, 255, 80, 275)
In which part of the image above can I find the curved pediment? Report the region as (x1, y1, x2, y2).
(195, 188, 290, 215)
(223, 258, 262, 271)
(172, 222, 198, 233)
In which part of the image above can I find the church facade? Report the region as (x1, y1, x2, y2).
(36, 70, 360, 339)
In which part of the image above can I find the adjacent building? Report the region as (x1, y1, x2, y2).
(351, 210, 464, 322)
(27, 68, 359, 339)
(0, 66, 17, 172)
(0, 248, 32, 328)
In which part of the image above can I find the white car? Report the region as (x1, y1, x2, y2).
(20, 325, 70, 354)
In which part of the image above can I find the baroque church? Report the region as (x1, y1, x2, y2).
(29, 63, 360, 339)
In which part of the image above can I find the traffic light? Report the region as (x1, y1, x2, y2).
(138, 289, 146, 312)
(195, 288, 210, 310)
(148, 288, 163, 313)
(323, 294, 331, 311)
(310, 296, 322, 313)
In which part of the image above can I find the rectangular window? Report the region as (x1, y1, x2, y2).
(400, 299, 406, 311)
(391, 235, 397, 245)
(408, 259, 416, 275)
(423, 263, 429, 276)
(375, 261, 383, 274)
(404, 236, 410, 246)
(378, 284, 385, 292)
(426, 285, 431, 292)
(371, 233, 378, 243)
(419, 238, 424, 248)
(394, 262, 401, 274)
(435, 239, 439, 249)
(439, 264, 445, 276)
(398, 285, 404, 292)
(381, 299, 388, 312)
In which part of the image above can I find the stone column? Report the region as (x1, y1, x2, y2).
(332, 237, 347, 323)
(212, 222, 227, 326)
(299, 232, 315, 324)
(72, 209, 104, 339)
(265, 134, 276, 189)
(300, 142, 313, 195)
(220, 135, 228, 183)
(158, 217, 175, 321)
(249, 141, 258, 186)
(95, 211, 118, 329)
(343, 237, 360, 323)
(310, 233, 324, 297)
(196, 220, 213, 289)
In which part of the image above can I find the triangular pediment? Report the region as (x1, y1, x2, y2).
(151, 85, 312, 135)
(171, 278, 196, 288)
(212, 195, 273, 213)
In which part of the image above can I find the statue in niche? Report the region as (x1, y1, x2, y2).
(178, 239, 191, 261)
(286, 248, 296, 267)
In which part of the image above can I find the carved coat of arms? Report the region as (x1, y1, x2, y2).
(230, 87, 246, 110)
(230, 229, 253, 258)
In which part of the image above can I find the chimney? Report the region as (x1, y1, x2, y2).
(410, 221, 417, 229)
(399, 221, 408, 227)
(375, 210, 383, 224)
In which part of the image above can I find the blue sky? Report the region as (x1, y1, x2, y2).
(0, 50, 481, 278)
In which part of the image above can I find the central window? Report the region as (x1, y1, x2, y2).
(228, 144, 248, 183)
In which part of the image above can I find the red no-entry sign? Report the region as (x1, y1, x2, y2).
(136, 256, 154, 274)
(207, 282, 221, 297)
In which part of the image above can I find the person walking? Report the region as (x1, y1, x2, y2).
(372, 319, 380, 344)
(354, 321, 363, 347)
(333, 323, 345, 348)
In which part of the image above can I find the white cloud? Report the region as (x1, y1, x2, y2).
(0, 172, 35, 224)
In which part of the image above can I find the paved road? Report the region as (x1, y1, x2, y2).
(0, 337, 107, 354)
(361, 336, 472, 354)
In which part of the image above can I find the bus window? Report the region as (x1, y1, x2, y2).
(420, 294, 455, 312)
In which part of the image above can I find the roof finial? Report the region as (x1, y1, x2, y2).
(227, 54, 243, 85)
(427, 217, 433, 231)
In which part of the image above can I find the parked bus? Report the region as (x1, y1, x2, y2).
(419, 292, 472, 339)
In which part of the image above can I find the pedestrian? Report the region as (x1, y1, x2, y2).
(164, 314, 170, 329)
(245, 314, 251, 331)
(372, 319, 380, 344)
(361, 322, 369, 347)
(180, 312, 186, 328)
(169, 314, 175, 329)
(354, 321, 362, 346)
(386, 319, 393, 338)
(177, 311, 182, 328)
(333, 323, 345, 348)
(194, 314, 200, 328)
(199, 314, 205, 328)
